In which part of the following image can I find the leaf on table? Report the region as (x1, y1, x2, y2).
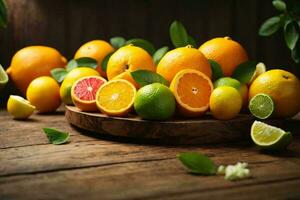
(131, 70, 169, 87)
(42, 128, 70, 145)
(177, 152, 217, 175)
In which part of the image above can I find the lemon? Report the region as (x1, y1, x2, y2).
(60, 67, 100, 104)
(7, 95, 35, 119)
(209, 86, 242, 120)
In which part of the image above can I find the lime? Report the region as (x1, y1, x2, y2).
(249, 93, 274, 119)
(134, 83, 175, 120)
(0, 64, 8, 91)
(7, 95, 36, 119)
(213, 77, 241, 90)
(249, 62, 266, 84)
(251, 121, 292, 150)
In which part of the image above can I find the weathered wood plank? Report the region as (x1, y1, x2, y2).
(0, 157, 300, 200)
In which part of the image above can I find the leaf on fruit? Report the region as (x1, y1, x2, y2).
(66, 57, 98, 71)
(101, 52, 113, 72)
(131, 70, 169, 87)
(51, 68, 68, 83)
(170, 20, 189, 47)
(232, 61, 257, 84)
(259, 16, 282, 36)
(110, 36, 126, 49)
(42, 128, 70, 145)
(125, 38, 156, 55)
(208, 59, 224, 81)
(153, 46, 169, 64)
(177, 152, 217, 175)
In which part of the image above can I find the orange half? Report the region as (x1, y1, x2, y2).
(170, 69, 213, 117)
(96, 79, 136, 117)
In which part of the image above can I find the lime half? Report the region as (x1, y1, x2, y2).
(251, 121, 292, 150)
(249, 93, 274, 119)
(0, 64, 8, 90)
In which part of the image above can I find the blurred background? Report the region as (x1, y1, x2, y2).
(0, 0, 298, 105)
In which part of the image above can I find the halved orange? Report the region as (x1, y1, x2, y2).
(71, 76, 107, 111)
(96, 79, 136, 117)
(170, 69, 213, 117)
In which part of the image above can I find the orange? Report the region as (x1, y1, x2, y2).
(96, 79, 136, 117)
(6, 46, 67, 94)
(106, 45, 156, 88)
(170, 69, 213, 117)
(199, 37, 248, 77)
(74, 40, 114, 77)
(26, 76, 61, 113)
(71, 76, 106, 111)
(249, 69, 300, 118)
(157, 46, 211, 83)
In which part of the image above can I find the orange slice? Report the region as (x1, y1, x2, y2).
(96, 79, 136, 117)
(71, 76, 107, 111)
(170, 69, 213, 117)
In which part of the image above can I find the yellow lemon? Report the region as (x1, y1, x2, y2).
(7, 95, 35, 119)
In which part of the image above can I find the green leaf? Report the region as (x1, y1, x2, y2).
(51, 68, 68, 83)
(232, 61, 257, 84)
(110, 36, 126, 49)
(125, 38, 156, 55)
(177, 152, 216, 175)
(169, 20, 189, 47)
(66, 57, 98, 71)
(292, 40, 300, 63)
(272, 0, 287, 12)
(42, 128, 70, 145)
(131, 70, 169, 87)
(284, 21, 299, 50)
(259, 16, 282, 36)
(101, 52, 113, 72)
(208, 60, 224, 81)
(187, 35, 197, 47)
(153, 46, 169, 64)
(0, 0, 7, 28)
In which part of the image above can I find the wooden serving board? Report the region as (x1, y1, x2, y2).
(65, 106, 281, 144)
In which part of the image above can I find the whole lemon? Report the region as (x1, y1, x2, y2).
(26, 76, 61, 113)
(60, 67, 100, 104)
(199, 37, 248, 77)
(210, 86, 242, 120)
(74, 40, 114, 78)
(249, 69, 300, 118)
(6, 46, 67, 94)
(157, 46, 211, 83)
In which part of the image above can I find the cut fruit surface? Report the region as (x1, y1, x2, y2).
(249, 93, 274, 119)
(0, 64, 8, 90)
(249, 62, 266, 84)
(71, 76, 106, 111)
(96, 79, 136, 117)
(251, 121, 292, 150)
(170, 69, 213, 117)
(7, 95, 35, 119)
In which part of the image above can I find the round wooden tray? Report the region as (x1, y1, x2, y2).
(65, 106, 260, 144)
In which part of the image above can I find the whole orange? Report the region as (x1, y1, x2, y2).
(199, 37, 248, 77)
(156, 46, 211, 83)
(6, 46, 67, 94)
(106, 45, 155, 87)
(249, 69, 300, 118)
(26, 76, 61, 113)
(74, 40, 114, 77)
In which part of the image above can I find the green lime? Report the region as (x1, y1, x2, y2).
(251, 121, 292, 150)
(213, 77, 241, 90)
(249, 93, 274, 119)
(134, 83, 175, 120)
(0, 64, 8, 91)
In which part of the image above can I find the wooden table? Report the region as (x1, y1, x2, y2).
(1, 108, 300, 200)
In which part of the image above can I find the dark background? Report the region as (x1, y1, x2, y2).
(0, 0, 298, 104)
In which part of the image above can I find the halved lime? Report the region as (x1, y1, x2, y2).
(0, 64, 9, 90)
(249, 62, 266, 84)
(251, 121, 292, 150)
(249, 93, 274, 119)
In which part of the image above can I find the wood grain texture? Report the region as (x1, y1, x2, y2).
(65, 106, 256, 144)
(0, 109, 300, 199)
